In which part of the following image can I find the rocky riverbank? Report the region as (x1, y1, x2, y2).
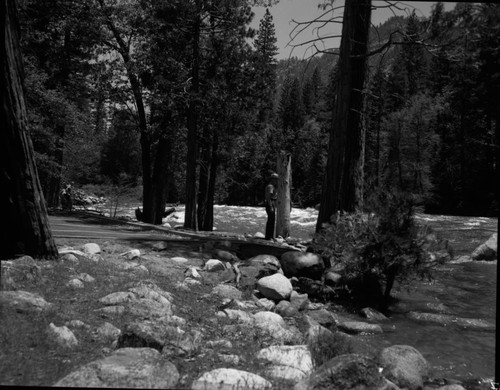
(0, 229, 495, 389)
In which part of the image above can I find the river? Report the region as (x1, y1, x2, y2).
(101, 204, 497, 382)
(377, 260, 496, 382)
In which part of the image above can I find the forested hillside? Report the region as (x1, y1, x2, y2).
(19, 1, 499, 223)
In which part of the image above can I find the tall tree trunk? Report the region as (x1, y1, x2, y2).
(316, 0, 371, 232)
(1, 0, 58, 259)
(184, 4, 201, 230)
(198, 129, 218, 231)
(47, 126, 65, 208)
(276, 151, 291, 238)
(151, 135, 173, 225)
(204, 131, 218, 231)
(197, 126, 211, 231)
(375, 114, 381, 188)
(99, 0, 153, 223)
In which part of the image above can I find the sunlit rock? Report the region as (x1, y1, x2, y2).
(48, 323, 78, 348)
(471, 233, 497, 261)
(54, 348, 179, 388)
(379, 345, 429, 390)
(256, 273, 292, 301)
(82, 243, 101, 255)
(191, 368, 271, 390)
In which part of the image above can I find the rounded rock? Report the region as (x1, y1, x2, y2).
(256, 273, 293, 301)
(379, 344, 429, 390)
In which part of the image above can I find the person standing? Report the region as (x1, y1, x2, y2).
(265, 172, 278, 240)
(61, 183, 73, 211)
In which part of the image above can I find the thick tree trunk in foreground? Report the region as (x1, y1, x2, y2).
(316, 0, 371, 232)
(276, 151, 291, 238)
(1, 0, 58, 259)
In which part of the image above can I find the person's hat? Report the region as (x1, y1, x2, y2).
(270, 173, 279, 179)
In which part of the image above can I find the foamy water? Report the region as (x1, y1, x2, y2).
(106, 204, 320, 240)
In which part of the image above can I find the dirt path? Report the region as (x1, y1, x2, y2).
(48, 211, 300, 259)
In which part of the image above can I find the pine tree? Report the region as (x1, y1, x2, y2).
(254, 8, 278, 64)
(253, 8, 278, 123)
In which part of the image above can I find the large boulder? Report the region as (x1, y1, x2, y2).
(54, 347, 179, 388)
(253, 311, 302, 343)
(0, 290, 52, 313)
(280, 252, 325, 279)
(294, 354, 392, 390)
(379, 345, 429, 390)
(257, 345, 313, 383)
(191, 368, 271, 390)
(0, 256, 42, 289)
(256, 273, 293, 301)
(471, 233, 497, 261)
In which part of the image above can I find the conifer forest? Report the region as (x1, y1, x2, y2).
(10, 0, 500, 231)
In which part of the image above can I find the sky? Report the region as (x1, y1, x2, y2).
(251, 1, 457, 59)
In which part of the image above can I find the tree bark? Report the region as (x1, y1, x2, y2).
(204, 131, 218, 230)
(276, 151, 291, 238)
(197, 126, 211, 230)
(316, 0, 371, 232)
(184, 3, 201, 230)
(151, 134, 173, 225)
(1, 0, 58, 259)
(197, 127, 218, 231)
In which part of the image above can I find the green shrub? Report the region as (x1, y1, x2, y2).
(312, 191, 434, 311)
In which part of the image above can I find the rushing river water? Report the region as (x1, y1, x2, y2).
(103, 203, 497, 382)
(376, 260, 496, 382)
